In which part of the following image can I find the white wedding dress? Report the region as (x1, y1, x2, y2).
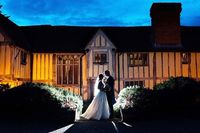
(81, 79, 110, 120)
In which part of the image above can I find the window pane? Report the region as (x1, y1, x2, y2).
(130, 81, 134, 86)
(134, 60, 139, 65)
(70, 59, 74, 64)
(133, 81, 137, 85)
(95, 54, 100, 63)
(142, 54, 148, 65)
(138, 53, 142, 59)
(101, 54, 107, 63)
(74, 65, 79, 84)
(129, 54, 133, 58)
(57, 65, 61, 84)
(134, 54, 137, 59)
(139, 81, 144, 86)
(63, 66, 68, 84)
(57, 56, 62, 64)
(182, 53, 190, 64)
(68, 65, 73, 84)
(125, 81, 129, 87)
(130, 59, 133, 65)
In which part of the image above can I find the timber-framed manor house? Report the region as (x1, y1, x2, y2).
(0, 3, 200, 100)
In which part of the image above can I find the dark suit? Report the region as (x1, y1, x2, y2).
(106, 76, 115, 118)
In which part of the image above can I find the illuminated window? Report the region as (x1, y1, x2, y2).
(181, 52, 190, 64)
(57, 55, 79, 85)
(125, 80, 144, 87)
(128, 53, 148, 66)
(94, 53, 107, 64)
(21, 51, 27, 65)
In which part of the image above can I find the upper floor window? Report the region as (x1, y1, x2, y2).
(124, 80, 144, 87)
(181, 52, 191, 64)
(128, 53, 148, 66)
(21, 51, 27, 65)
(94, 53, 107, 64)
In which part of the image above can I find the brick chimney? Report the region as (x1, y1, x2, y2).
(150, 3, 182, 47)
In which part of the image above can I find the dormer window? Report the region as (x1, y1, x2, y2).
(181, 52, 190, 64)
(94, 53, 107, 64)
(128, 53, 148, 66)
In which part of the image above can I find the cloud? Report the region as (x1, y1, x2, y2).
(1, 0, 200, 26)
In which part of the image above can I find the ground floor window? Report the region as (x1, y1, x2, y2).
(124, 80, 144, 87)
(57, 55, 79, 85)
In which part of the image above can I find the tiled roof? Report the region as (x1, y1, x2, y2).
(21, 25, 200, 52)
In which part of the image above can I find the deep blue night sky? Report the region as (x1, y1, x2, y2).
(1, 0, 200, 26)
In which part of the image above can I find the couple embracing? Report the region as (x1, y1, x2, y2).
(81, 70, 116, 120)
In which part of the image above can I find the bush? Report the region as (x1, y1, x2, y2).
(153, 77, 200, 110)
(153, 77, 200, 115)
(154, 76, 199, 90)
(114, 85, 154, 121)
(115, 77, 200, 122)
(0, 82, 83, 121)
(114, 85, 153, 111)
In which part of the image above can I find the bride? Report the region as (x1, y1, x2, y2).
(81, 74, 110, 120)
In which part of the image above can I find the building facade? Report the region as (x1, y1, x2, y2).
(0, 3, 200, 100)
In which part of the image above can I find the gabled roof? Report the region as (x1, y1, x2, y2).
(85, 29, 117, 50)
(21, 25, 200, 52)
(0, 14, 30, 50)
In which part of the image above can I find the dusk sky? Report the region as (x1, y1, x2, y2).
(1, 0, 200, 26)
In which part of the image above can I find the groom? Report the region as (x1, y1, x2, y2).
(104, 70, 116, 119)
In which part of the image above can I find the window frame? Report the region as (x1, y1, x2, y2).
(181, 52, 191, 64)
(56, 54, 79, 86)
(128, 53, 148, 67)
(124, 80, 144, 88)
(93, 52, 108, 65)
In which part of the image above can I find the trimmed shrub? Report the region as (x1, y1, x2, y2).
(114, 85, 154, 121)
(114, 85, 153, 110)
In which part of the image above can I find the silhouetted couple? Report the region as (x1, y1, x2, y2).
(81, 70, 115, 120)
